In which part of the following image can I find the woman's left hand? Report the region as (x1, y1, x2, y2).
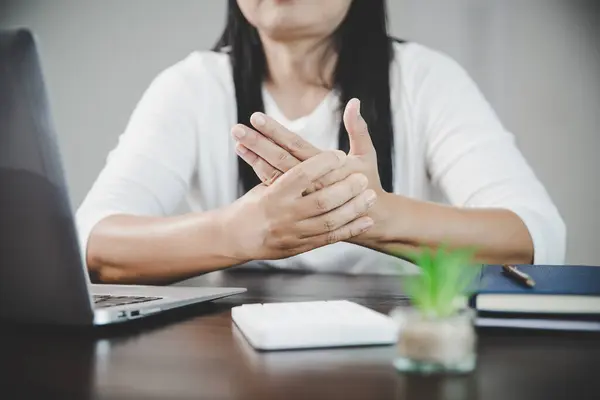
(232, 98, 384, 198)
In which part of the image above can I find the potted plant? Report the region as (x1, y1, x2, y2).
(390, 245, 481, 374)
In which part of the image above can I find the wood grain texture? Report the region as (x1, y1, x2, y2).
(0, 269, 598, 400)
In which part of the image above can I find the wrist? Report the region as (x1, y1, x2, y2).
(221, 201, 262, 263)
(207, 205, 252, 264)
(369, 191, 397, 240)
(348, 191, 397, 247)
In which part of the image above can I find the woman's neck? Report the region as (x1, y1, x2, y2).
(259, 34, 337, 120)
(260, 34, 336, 88)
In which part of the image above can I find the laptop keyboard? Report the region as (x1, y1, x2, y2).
(93, 295, 163, 309)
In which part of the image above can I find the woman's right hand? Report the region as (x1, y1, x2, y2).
(224, 150, 377, 262)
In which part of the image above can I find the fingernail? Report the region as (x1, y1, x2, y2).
(360, 218, 374, 231)
(268, 170, 281, 184)
(253, 113, 266, 127)
(355, 99, 362, 121)
(334, 150, 346, 161)
(236, 144, 247, 154)
(232, 127, 246, 139)
(366, 190, 377, 206)
(357, 174, 368, 188)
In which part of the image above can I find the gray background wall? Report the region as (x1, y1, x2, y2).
(1, 0, 599, 264)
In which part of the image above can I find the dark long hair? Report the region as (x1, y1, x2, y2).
(213, 0, 399, 194)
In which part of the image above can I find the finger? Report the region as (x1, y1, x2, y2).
(250, 112, 321, 161)
(232, 124, 300, 173)
(313, 167, 353, 193)
(303, 158, 359, 195)
(296, 189, 377, 237)
(296, 216, 374, 251)
(235, 143, 282, 185)
(343, 98, 374, 156)
(295, 172, 368, 219)
(303, 166, 349, 196)
(275, 150, 346, 195)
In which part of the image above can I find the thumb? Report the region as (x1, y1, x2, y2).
(343, 98, 374, 156)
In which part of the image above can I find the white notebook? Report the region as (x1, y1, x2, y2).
(231, 300, 399, 351)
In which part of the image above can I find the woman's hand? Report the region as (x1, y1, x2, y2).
(224, 150, 377, 262)
(232, 98, 388, 239)
(233, 98, 383, 196)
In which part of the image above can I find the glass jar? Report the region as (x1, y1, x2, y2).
(390, 307, 477, 374)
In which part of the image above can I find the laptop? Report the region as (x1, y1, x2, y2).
(0, 29, 246, 326)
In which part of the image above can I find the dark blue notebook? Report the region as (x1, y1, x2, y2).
(470, 265, 600, 331)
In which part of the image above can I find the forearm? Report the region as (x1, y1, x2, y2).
(86, 209, 245, 285)
(356, 193, 534, 264)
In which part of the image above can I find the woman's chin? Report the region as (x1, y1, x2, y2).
(259, 22, 326, 43)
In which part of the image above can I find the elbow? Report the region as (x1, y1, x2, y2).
(89, 263, 152, 285)
(86, 240, 137, 284)
(83, 217, 138, 284)
(87, 262, 131, 284)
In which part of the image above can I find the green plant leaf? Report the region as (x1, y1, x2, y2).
(392, 244, 479, 317)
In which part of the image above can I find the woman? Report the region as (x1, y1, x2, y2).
(76, 0, 565, 284)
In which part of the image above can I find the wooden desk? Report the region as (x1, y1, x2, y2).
(1, 269, 598, 400)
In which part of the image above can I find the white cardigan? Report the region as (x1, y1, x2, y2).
(76, 42, 566, 274)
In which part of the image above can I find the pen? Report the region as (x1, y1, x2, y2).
(502, 264, 536, 288)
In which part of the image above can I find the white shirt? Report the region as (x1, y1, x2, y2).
(76, 42, 566, 275)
